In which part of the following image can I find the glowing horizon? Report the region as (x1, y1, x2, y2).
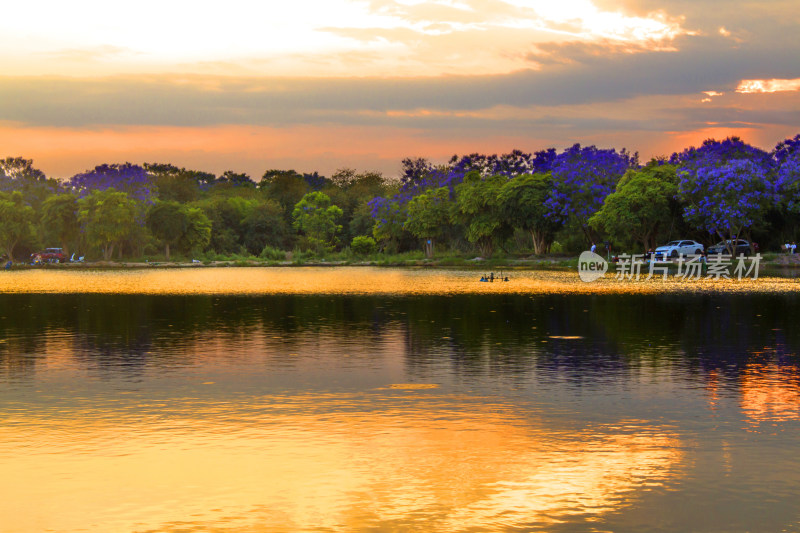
(1, 0, 798, 179)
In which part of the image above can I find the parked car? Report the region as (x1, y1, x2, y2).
(707, 239, 759, 256)
(653, 240, 704, 260)
(30, 248, 68, 263)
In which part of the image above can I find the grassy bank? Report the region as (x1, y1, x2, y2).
(9, 251, 580, 270)
(9, 251, 800, 271)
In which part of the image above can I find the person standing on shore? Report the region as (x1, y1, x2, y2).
(590, 242, 597, 254)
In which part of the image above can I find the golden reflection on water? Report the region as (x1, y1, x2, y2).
(0, 391, 682, 532)
(0, 266, 798, 295)
(740, 363, 800, 425)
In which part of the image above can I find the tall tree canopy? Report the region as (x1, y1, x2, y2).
(77, 189, 139, 260)
(40, 193, 79, 257)
(498, 172, 561, 254)
(452, 172, 508, 258)
(589, 163, 679, 252)
(292, 191, 343, 252)
(674, 137, 777, 251)
(404, 187, 450, 258)
(0, 191, 36, 262)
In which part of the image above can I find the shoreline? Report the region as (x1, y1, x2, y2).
(6, 253, 800, 272)
(6, 257, 579, 270)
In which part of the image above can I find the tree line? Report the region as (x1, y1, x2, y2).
(1, 133, 798, 262)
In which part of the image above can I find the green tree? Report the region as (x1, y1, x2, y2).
(77, 189, 138, 260)
(0, 157, 61, 211)
(371, 184, 408, 253)
(498, 172, 562, 254)
(589, 164, 679, 252)
(325, 169, 387, 243)
(452, 172, 508, 258)
(0, 191, 36, 262)
(200, 196, 257, 254)
(404, 187, 450, 258)
(349, 201, 376, 239)
(40, 193, 79, 257)
(144, 163, 207, 203)
(0, 157, 46, 181)
(292, 191, 343, 252)
(146, 201, 186, 260)
(181, 207, 212, 253)
(242, 200, 290, 255)
(260, 170, 311, 220)
(217, 170, 255, 187)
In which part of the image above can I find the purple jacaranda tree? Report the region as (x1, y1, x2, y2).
(670, 136, 775, 171)
(373, 147, 633, 247)
(675, 137, 778, 252)
(369, 195, 408, 249)
(543, 144, 637, 238)
(773, 134, 800, 165)
(371, 158, 453, 247)
(774, 134, 800, 213)
(69, 163, 155, 203)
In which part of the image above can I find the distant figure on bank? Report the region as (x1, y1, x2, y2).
(590, 242, 597, 254)
(490, 272, 494, 282)
(793, 242, 797, 254)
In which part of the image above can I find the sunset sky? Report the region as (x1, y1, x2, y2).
(1, 0, 798, 180)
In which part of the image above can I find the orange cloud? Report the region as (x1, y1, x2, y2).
(736, 78, 800, 94)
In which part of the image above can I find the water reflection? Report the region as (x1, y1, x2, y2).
(2, 279, 800, 531)
(741, 363, 800, 425)
(4, 293, 800, 383)
(2, 389, 683, 532)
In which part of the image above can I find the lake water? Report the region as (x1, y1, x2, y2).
(1, 268, 800, 532)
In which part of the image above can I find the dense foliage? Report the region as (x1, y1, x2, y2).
(2, 134, 800, 262)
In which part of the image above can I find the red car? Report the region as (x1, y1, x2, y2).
(31, 248, 68, 263)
